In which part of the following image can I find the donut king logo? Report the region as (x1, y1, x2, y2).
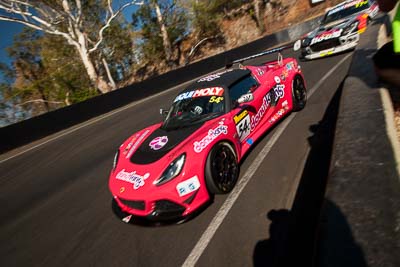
(193, 122, 228, 153)
(116, 169, 150, 190)
(250, 82, 285, 130)
(310, 29, 342, 45)
(174, 87, 224, 102)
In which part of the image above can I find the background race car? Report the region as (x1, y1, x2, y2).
(109, 47, 307, 223)
(294, 0, 379, 60)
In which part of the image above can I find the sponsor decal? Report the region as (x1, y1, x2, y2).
(280, 69, 289, 81)
(328, 0, 368, 16)
(246, 138, 254, 145)
(174, 87, 224, 102)
(238, 93, 253, 103)
(250, 85, 285, 130)
(319, 50, 334, 57)
(274, 76, 281, 84)
(234, 110, 249, 124)
(122, 215, 132, 223)
(286, 62, 294, 71)
(256, 68, 265, 76)
(269, 103, 289, 124)
(149, 136, 168, 150)
(197, 69, 233, 82)
(193, 121, 228, 153)
(310, 29, 342, 45)
(126, 130, 150, 159)
(120, 187, 125, 193)
(116, 169, 150, 190)
(176, 175, 201, 197)
(123, 135, 138, 155)
(234, 110, 251, 142)
(209, 96, 224, 103)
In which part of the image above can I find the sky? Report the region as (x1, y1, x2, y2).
(0, 3, 140, 83)
(0, 21, 24, 67)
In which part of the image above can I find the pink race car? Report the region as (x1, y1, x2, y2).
(109, 47, 307, 223)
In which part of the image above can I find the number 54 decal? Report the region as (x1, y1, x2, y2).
(234, 110, 251, 141)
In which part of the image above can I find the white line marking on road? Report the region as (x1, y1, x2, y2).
(182, 53, 352, 267)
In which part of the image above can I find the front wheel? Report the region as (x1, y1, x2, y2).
(292, 75, 307, 111)
(205, 142, 239, 194)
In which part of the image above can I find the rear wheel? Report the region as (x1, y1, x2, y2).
(205, 142, 239, 194)
(292, 75, 307, 111)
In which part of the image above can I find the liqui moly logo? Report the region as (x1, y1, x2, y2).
(193, 122, 228, 153)
(174, 87, 224, 102)
(116, 169, 150, 190)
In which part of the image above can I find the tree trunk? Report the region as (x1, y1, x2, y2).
(102, 57, 116, 90)
(254, 0, 265, 33)
(154, 1, 174, 65)
(76, 33, 110, 94)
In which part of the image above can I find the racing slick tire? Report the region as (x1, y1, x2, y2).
(205, 142, 239, 194)
(292, 74, 307, 111)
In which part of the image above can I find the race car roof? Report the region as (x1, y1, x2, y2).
(182, 68, 251, 92)
(326, 0, 370, 12)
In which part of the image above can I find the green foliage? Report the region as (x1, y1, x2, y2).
(2, 28, 98, 122)
(132, 0, 188, 63)
(102, 19, 137, 81)
(0, 1, 139, 124)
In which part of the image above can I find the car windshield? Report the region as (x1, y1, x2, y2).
(323, 0, 370, 24)
(162, 95, 225, 130)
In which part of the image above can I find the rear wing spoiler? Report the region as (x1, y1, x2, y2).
(226, 44, 291, 68)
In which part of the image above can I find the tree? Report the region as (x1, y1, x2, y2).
(101, 19, 137, 83)
(132, 0, 187, 66)
(1, 27, 98, 123)
(253, 0, 265, 33)
(0, 63, 30, 125)
(0, 0, 144, 94)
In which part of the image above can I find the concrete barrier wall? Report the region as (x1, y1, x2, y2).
(0, 16, 321, 153)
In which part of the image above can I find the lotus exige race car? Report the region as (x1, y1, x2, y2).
(109, 47, 307, 223)
(294, 0, 379, 60)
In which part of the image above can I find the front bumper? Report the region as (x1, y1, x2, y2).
(114, 196, 187, 222)
(302, 33, 359, 60)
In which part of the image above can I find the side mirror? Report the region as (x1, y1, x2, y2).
(160, 108, 169, 117)
(293, 40, 302, 51)
(237, 93, 254, 104)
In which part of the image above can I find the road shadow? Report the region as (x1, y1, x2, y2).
(253, 81, 367, 266)
(315, 199, 367, 267)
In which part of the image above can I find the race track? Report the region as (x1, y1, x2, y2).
(0, 48, 353, 267)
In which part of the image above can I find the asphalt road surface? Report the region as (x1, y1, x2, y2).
(0, 48, 353, 267)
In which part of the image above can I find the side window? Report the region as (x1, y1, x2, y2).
(229, 75, 259, 103)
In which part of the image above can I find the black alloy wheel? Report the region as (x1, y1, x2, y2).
(292, 74, 307, 111)
(205, 142, 239, 194)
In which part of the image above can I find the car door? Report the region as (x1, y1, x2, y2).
(228, 74, 261, 144)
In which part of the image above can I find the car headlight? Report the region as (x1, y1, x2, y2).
(112, 150, 119, 171)
(342, 21, 359, 36)
(302, 38, 311, 46)
(153, 153, 186, 186)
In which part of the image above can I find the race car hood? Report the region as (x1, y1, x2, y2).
(129, 123, 204, 165)
(109, 117, 227, 199)
(306, 13, 360, 39)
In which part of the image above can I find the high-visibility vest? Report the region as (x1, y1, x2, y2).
(393, 3, 400, 53)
